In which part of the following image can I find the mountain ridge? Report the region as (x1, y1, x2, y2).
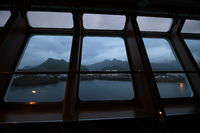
(19, 58, 183, 72)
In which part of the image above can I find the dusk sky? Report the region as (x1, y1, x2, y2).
(18, 36, 72, 69)
(184, 39, 200, 67)
(83, 14, 125, 30)
(181, 20, 200, 34)
(11, 12, 200, 69)
(137, 16, 172, 32)
(81, 37, 128, 65)
(27, 11, 73, 28)
(0, 11, 11, 27)
(143, 38, 178, 63)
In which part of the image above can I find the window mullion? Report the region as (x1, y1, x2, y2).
(63, 12, 82, 120)
(0, 11, 29, 103)
(125, 16, 164, 116)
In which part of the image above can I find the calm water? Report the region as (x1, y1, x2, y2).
(157, 82, 193, 98)
(5, 80, 193, 102)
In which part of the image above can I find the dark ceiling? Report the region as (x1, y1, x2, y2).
(0, 0, 200, 18)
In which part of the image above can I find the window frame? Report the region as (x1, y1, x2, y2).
(181, 19, 200, 34)
(142, 37, 195, 100)
(4, 34, 74, 103)
(140, 16, 199, 103)
(26, 11, 74, 29)
(78, 35, 136, 102)
(82, 13, 127, 31)
(136, 16, 173, 32)
(0, 10, 11, 28)
(0, 10, 200, 122)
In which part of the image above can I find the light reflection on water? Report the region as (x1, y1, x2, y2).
(5, 80, 193, 102)
(156, 81, 193, 98)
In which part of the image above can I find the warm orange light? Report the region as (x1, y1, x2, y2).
(180, 83, 184, 89)
(32, 90, 37, 94)
(29, 102, 37, 105)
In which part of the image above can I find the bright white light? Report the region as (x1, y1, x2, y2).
(32, 90, 37, 94)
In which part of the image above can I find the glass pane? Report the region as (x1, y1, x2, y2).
(184, 39, 200, 67)
(83, 14, 126, 30)
(5, 74, 67, 102)
(137, 16, 172, 32)
(79, 74, 134, 101)
(181, 19, 200, 34)
(27, 11, 73, 28)
(81, 37, 130, 71)
(0, 11, 11, 27)
(143, 38, 183, 71)
(155, 73, 193, 98)
(17, 35, 72, 72)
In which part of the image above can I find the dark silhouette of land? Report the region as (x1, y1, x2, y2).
(13, 58, 186, 87)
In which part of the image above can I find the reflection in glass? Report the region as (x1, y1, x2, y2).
(17, 35, 72, 72)
(184, 39, 200, 67)
(181, 19, 200, 34)
(0, 11, 11, 27)
(83, 14, 126, 30)
(79, 74, 134, 101)
(5, 74, 67, 102)
(143, 38, 183, 71)
(81, 37, 130, 71)
(27, 11, 73, 28)
(137, 16, 172, 32)
(154, 73, 193, 98)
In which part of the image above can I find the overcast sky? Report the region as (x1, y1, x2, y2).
(27, 11, 73, 28)
(181, 20, 200, 34)
(143, 38, 178, 63)
(137, 16, 172, 32)
(12, 13, 200, 69)
(81, 37, 128, 65)
(0, 11, 11, 27)
(83, 14, 125, 30)
(18, 36, 72, 68)
(184, 39, 200, 67)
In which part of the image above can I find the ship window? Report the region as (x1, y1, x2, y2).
(137, 16, 172, 32)
(4, 35, 72, 102)
(81, 37, 130, 71)
(0, 11, 11, 27)
(79, 37, 134, 101)
(184, 39, 200, 68)
(83, 14, 126, 30)
(5, 74, 67, 102)
(143, 38, 183, 71)
(143, 38, 193, 98)
(181, 19, 200, 34)
(16, 35, 73, 72)
(27, 11, 73, 28)
(154, 73, 193, 98)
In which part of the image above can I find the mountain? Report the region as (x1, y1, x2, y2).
(86, 59, 130, 71)
(85, 59, 182, 71)
(21, 58, 88, 72)
(20, 58, 183, 72)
